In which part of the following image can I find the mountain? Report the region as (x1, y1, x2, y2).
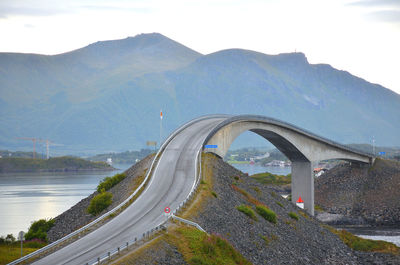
(1, 33, 399, 154)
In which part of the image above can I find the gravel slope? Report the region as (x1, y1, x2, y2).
(47, 155, 153, 242)
(315, 158, 400, 226)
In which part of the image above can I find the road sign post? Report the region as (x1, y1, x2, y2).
(18, 231, 24, 257)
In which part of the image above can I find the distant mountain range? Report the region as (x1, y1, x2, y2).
(1, 33, 399, 154)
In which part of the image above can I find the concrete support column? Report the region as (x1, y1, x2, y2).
(291, 161, 314, 216)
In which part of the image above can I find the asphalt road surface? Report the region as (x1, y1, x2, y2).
(33, 117, 226, 265)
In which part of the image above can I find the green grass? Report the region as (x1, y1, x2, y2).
(87, 192, 113, 215)
(288, 212, 299, 221)
(330, 228, 399, 254)
(226, 160, 250, 164)
(211, 191, 218, 198)
(314, 204, 324, 212)
(276, 201, 284, 208)
(251, 172, 291, 185)
(168, 227, 252, 265)
(97, 173, 127, 192)
(256, 205, 277, 224)
(236, 205, 258, 221)
(261, 234, 278, 246)
(0, 241, 46, 265)
(0, 156, 112, 173)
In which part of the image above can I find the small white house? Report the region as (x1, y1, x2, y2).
(106, 158, 112, 165)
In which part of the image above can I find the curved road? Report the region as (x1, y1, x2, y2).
(33, 117, 225, 265)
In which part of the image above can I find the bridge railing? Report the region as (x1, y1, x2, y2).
(7, 115, 226, 265)
(83, 116, 222, 264)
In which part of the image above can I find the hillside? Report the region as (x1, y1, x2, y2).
(1, 33, 400, 153)
(0, 156, 114, 173)
(113, 154, 399, 264)
(315, 158, 400, 226)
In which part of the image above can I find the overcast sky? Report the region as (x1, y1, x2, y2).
(0, 0, 399, 94)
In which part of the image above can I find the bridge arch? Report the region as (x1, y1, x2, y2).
(203, 115, 374, 215)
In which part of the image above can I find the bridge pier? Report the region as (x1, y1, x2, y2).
(291, 161, 314, 216)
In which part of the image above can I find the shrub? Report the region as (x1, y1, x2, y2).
(97, 173, 126, 192)
(24, 239, 47, 248)
(5, 234, 15, 243)
(256, 205, 277, 224)
(236, 205, 258, 221)
(25, 219, 55, 242)
(276, 201, 284, 208)
(288, 212, 299, 220)
(211, 191, 218, 198)
(88, 192, 113, 215)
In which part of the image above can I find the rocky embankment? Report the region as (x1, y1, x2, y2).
(47, 155, 153, 242)
(315, 158, 400, 226)
(119, 154, 399, 265)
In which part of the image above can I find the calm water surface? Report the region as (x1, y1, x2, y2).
(0, 164, 131, 236)
(3, 162, 398, 246)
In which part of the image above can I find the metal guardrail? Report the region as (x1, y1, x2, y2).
(7, 115, 224, 265)
(171, 215, 206, 233)
(84, 116, 224, 264)
(8, 115, 226, 265)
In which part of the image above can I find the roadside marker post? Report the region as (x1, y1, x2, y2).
(296, 197, 304, 209)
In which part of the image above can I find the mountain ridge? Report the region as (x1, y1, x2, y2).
(1, 33, 399, 154)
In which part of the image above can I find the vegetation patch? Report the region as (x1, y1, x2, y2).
(256, 205, 277, 224)
(0, 240, 46, 265)
(232, 184, 262, 206)
(211, 191, 218, 198)
(25, 219, 55, 242)
(314, 204, 324, 212)
(288, 212, 299, 221)
(251, 172, 291, 185)
(330, 228, 399, 255)
(261, 234, 278, 246)
(97, 173, 127, 192)
(0, 156, 113, 173)
(236, 205, 258, 221)
(87, 192, 113, 215)
(276, 201, 284, 208)
(167, 226, 252, 265)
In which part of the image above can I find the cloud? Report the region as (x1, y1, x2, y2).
(367, 9, 400, 23)
(349, 0, 400, 8)
(80, 5, 154, 14)
(0, 1, 73, 18)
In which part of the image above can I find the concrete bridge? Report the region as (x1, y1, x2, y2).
(203, 115, 374, 216)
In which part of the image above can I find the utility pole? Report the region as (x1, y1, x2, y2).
(372, 136, 376, 156)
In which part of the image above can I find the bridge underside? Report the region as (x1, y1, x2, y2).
(204, 119, 373, 216)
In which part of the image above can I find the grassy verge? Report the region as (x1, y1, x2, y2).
(0, 241, 46, 265)
(179, 153, 215, 219)
(226, 160, 250, 164)
(324, 225, 399, 255)
(166, 226, 252, 265)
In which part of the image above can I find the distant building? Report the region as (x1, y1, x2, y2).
(106, 158, 112, 165)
